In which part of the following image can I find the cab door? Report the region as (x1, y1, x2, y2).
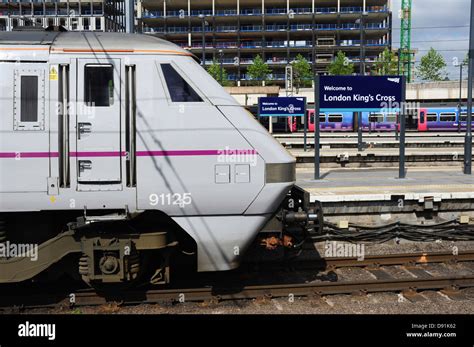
(76, 59, 122, 188)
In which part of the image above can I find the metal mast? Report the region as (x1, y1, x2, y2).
(399, 0, 413, 81)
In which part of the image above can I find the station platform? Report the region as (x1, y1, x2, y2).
(289, 148, 471, 167)
(296, 167, 474, 204)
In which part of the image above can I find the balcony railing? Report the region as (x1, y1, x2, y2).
(240, 9, 262, 16)
(141, 5, 389, 19)
(144, 24, 389, 34)
(191, 26, 213, 32)
(1, 9, 103, 16)
(215, 26, 238, 32)
(216, 9, 238, 16)
(241, 25, 262, 32)
(161, 37, 388, 50)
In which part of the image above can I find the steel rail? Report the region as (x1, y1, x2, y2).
(1, 251, 474, 309)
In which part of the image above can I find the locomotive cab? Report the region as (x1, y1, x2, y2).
(0, 31, 304, 287)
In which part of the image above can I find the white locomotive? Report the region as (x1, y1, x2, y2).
(0, 29, 315, 287)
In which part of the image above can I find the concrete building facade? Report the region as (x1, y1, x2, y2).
(0, 0, 125, 32)
(140, 0, 392, 84)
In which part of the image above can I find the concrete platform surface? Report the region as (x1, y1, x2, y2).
(296, 167, 474, 203)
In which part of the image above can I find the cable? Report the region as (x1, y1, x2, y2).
(310, 219, 474, 243)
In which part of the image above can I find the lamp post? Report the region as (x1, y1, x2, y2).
(198, 14, 206, 67)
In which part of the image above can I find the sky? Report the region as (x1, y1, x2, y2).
(390, 0, 471, 80)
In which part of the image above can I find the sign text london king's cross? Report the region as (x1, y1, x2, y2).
(319, 76, 403, 112)
(258, 97, 307, 117)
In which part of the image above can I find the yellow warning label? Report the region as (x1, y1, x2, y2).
(49, 66, 58, 81)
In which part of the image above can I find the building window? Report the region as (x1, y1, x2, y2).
(20, 76, 38, 122)
(161, 63, 203, 102)
(84, 65, 114, 107)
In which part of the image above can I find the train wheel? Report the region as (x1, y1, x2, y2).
(79, 248, 171, 291)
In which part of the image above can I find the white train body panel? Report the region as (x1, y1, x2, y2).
(0, 31, 295, 272)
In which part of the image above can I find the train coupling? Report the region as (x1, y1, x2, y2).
(259, 186, 323, 251)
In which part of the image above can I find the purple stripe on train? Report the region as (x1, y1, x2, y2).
(0, 149, 258, 158)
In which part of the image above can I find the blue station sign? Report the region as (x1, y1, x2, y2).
(319, 76, 404, 111)
(258, 97, 306, 117)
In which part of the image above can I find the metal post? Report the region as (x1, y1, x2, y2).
(357, 112, 363, 151)
(314, 75, 320, 180)
(464, 0, 474, 175)
(360, 15, 364, 75)
(125, 0, 134, 33)
(219, 49, 224, 84)
(399, 76, 407, 179)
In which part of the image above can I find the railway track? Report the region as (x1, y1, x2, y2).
(2, 250, 474, 310)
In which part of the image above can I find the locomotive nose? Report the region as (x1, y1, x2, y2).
(216, 105, 296, 215)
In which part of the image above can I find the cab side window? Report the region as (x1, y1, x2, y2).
(13, 68, 45, 131)
(161, 63, 203, 102)
(20, 76, 39, 122)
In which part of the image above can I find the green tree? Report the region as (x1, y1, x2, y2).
(207, 59, 229, 86)
(327, 51, 354, 75)
(247, 55, 272, 84)
(373, 48, 398, 76)
(417, 48, 447, 81)
(291, 54, 312, 92)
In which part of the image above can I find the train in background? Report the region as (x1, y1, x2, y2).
(254, 105, 474, 133)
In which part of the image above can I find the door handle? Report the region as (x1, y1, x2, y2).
(78, 122, 92, 139)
